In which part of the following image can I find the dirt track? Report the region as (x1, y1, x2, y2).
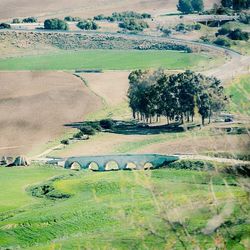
(0, 72, 102, 156)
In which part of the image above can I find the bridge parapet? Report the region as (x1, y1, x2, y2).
(64, 154, 179, 171)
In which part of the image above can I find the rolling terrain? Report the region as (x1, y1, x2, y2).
(0, 0, 220, 20)
(0, 72, 102, 156)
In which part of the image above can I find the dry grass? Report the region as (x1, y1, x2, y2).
(0, 0, 220, 21)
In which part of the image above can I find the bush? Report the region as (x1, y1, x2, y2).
(216, 27, 231, 36)
(228, 28, 249, 41)
(119, 19, 149, 31)
(94, 14, 107, 21)
(64, 16, 82, 22)
(12, 18, 21, 24)
(73, 131, 84, 139)
(160, 27, 172, 36)
(23, 17, 37, 23)
(79, 125, 96, 135)
(214, 37, 231, 47)
(239, 13, 250, 24)
(61, 139, 69, 145)
(0, 23, 11, 29)
(44, 18, 69, 30)
(168, 160, 215, 171)
(77, 20, 99, 30)
(100, 119, 114, 129)
(111, 11, 151, 21)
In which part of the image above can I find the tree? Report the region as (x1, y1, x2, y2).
(228, 28, 249, 41)
(0, 23, 11, 29)
(191, 0, 204, 12)
(44, 18, 68, 30)
(77, 20, 98, 30)
(177, 0, 194, 14)
(127, 70, 227, 126)
(221, 0, 233, 8)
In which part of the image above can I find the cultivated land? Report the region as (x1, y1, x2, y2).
(0, 1, 249, 249)
(0, 72, 101, 156)
(0, 49, 222, 71)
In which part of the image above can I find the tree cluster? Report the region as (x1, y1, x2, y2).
(23, 17, 37, 23)
(77, 20, 99, 30)
(64, 16, 82, 22)
(127, 70, 228, 125)
(44, 18, 69, 30)
(177, 0, 204, 14)
(221, 0, 250, 10)
(215, 27, 249, 43)
(94, 11, 151, 22)
(0, 23, 11, 29)
(119, 19, 149, 32)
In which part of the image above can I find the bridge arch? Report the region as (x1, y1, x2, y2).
(105, 160, 119, 171)
(144, 162, 154, 170)
(125, 162, 137, 170)
(70, 161, 81, 171)
(88, 161, 99, 171)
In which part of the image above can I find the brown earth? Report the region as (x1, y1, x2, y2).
(0, 71, 102, 156)
(0, 0, 220, 21)
(80, 71, 130, 106)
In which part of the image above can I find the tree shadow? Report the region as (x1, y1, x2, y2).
(64, 120, 196, 136)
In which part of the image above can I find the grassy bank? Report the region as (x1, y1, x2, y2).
(0, 164, 249, 249)
(0, 49, 221, 71)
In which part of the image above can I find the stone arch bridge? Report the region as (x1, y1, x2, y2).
(64, 154, 179, 171)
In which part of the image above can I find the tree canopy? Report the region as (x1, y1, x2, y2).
(177, 0, 204, 13)
(127, 70, 228, 125)
(44, 18, 68, 30)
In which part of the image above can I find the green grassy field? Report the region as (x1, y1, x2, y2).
(227, 74, 250, 115)
(0, 49, 221, 71)
(0, 164, 249, 249)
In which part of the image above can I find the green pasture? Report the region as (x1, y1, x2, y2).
(227, 74, 250, 115)
(0, 164, 249, 249)
(0, 49, 221, 71)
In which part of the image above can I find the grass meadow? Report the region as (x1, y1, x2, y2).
(227, 74, 250, 115)
(0, 49, 221, 71)
(0, 164, 249, 249)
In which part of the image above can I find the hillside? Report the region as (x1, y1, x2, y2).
(0, 0, 220, 20)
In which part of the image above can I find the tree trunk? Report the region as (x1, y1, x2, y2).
(202, 116, 205, 126)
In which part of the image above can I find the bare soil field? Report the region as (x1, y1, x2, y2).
(80, 71, 130, 106)
(0, 72, 102, 156)
(0, 0, 219, 21)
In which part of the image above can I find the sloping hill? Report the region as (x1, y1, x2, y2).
(0, 72, 102, 156)
(0, 0, 220, 20)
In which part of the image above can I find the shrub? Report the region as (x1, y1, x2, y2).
(94, 14, 107, 21)
(160, 27, 172, 36)
(214, 37, 231, 47)
(119, 19, 149, 31)
(239, 13, 250, 24)
(193, 23, 201, 30)
(23, 17, 37, 23)
(64, 16, 82, 22)
(73, 131, 84, 139)
(216, 27, 231, 36)
(100, 119, 114, 129)
(77, 20, 99, 30)
(44, 18, 69, 30)
(12, 18, 21, 24)
(168, 160, 215, 171)
(0, 23, 11, 29)
(61, 139, 69, 145)
(79, 125, 96, 135)
(228, 28, 249, 41)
